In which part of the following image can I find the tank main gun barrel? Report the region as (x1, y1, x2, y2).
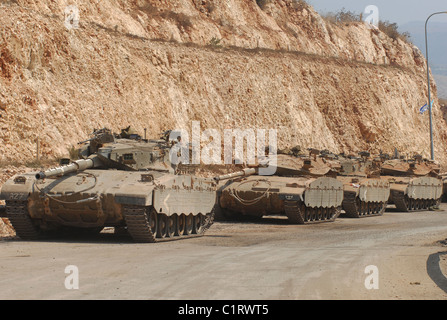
(213, 168, 257, 182)
(35, 156, 101, 180)
(78, 137, 95, 145)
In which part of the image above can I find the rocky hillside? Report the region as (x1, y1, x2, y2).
(0, 0, 446, 167)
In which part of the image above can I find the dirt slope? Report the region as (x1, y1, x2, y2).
(0, 0, 446, 164)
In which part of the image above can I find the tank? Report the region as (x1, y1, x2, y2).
(442, 173, 447, 202)
(379, 155, 443, 212)
(0, 128, 218, 243)
(329, 152, 390, 218)
(215, 149, 344, 224)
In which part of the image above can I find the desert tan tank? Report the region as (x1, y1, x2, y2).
(215, 150, 344, 224)
(442, 174, 447, 202)
(379, 155, 442, 212)
(329, 152, 390, 218)
(0, 129, 217, 243)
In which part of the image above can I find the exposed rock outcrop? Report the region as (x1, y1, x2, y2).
(0, 0, 445, 165)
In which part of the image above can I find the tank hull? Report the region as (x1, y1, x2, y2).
(1, 170, 217, 242)
(218, 176, 344, 224)
(443, 177, 447, 202)
(381, 176, 442, 212)
(337, 177, 390, 218)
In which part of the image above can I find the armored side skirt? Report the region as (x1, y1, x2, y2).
(338, 177, 390, 218)
(385, 176, 443, 212)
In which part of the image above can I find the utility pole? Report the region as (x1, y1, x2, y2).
(425, 11, 447, 161)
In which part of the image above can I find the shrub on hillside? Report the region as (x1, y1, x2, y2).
(378, 20, 410, 42)
(322, 8, 410, 43)
(322, 8, 362, 24)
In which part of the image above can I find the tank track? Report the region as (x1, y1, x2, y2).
(123, 205, 215, 243)
(391, 191, 441, 212)
(5, 200, 41, 240)
(342, 192, 387, 218)
(284, 200, 341, 224)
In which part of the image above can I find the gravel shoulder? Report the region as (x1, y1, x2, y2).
(1, 206, 447, 300)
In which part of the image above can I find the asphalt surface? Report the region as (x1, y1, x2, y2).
(1, 205, 447, 300)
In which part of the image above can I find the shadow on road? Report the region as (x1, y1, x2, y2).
(427, 251, 447, 294)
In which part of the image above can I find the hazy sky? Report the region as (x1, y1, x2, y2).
(306, 0, 447, 26)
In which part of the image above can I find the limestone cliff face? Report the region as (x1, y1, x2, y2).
(0, 0, 446, 166)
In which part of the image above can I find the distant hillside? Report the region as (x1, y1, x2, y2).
(401, 21, 447, 99)
(435, 74, 447, 99)
(401, 21, 447, 65)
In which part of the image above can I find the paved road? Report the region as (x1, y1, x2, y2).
(1, 205, 447, 300)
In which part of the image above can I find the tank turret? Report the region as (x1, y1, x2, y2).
(326, 152, 390, 218)
(380, 155, 440, 177)
(77, 128, 115, 158)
